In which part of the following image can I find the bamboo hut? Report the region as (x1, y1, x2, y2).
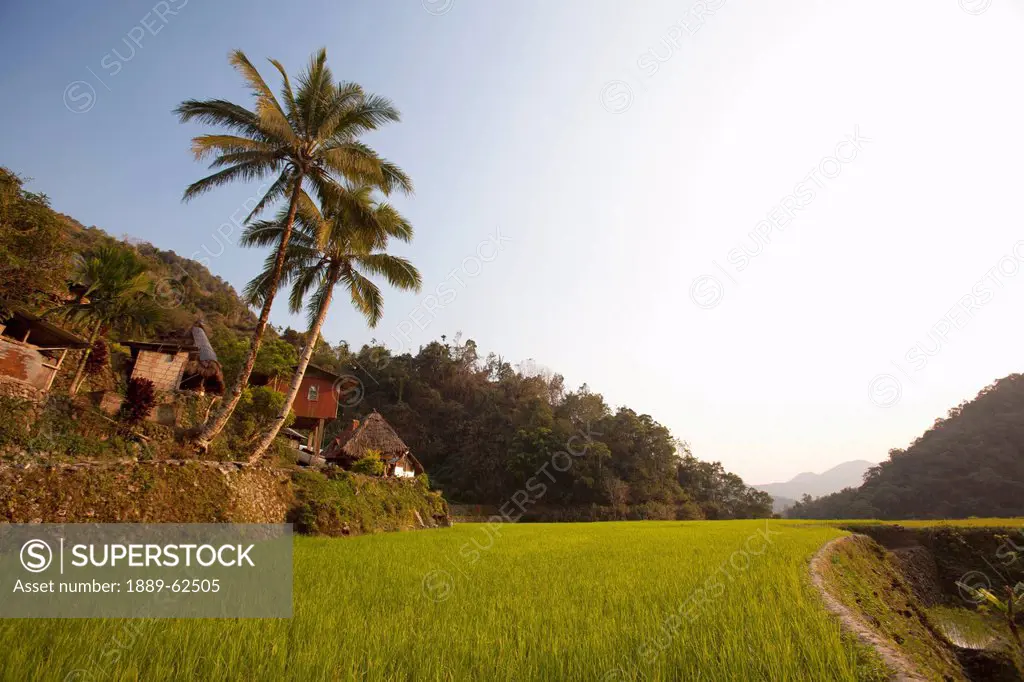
(123, 321, 224, 395)
(323, 411, 424, 477)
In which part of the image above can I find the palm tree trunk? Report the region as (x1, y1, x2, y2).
(69, 322, 102, 396)
(193, 172, 306, 452)
(248, 271, 337, 464)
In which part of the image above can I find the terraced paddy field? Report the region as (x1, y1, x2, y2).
(5, 519, 1019, 681)
(0, 521, 878, 681)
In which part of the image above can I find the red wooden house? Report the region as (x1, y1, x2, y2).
(250, 364, 340, 456)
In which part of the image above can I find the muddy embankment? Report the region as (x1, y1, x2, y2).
(813, 525, 1024, 681)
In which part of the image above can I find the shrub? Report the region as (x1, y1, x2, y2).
(289, 469, 450, 536)
(119, 377, 156, 425)
(84, 339, 108, 376)
(350, 450, 385, 477)
(232, 386, 294, 442)
(0, 395, 33, 449)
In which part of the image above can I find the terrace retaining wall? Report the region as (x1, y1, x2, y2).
(0, 460, 293, 523)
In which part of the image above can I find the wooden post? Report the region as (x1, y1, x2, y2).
(42, 348, 69, 392)
(314, 418, 325, 457)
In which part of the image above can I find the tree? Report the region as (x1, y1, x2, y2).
(0, 167, 73, 314)
(59, 246, 161, 395)
(176, 47, 412, 451)
(242, 186, 422, 463)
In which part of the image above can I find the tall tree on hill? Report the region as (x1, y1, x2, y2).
(175, 48, 412, 451)
(60, 246, 161, 395)
(242, 186, 421, 463)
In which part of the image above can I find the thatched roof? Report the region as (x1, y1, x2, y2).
(180, 324, 224, 395)
(324, 411, 409, 461)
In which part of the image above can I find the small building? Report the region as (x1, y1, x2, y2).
(0, 306, 89, 402)
(322, 411, 424, 478)
(123, 323, 225, 396)
(250, 364, 340, 456)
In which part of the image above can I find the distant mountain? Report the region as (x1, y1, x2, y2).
(755, 460, 875, 503)
(788, 375, 1024, 519)
(769, 495, 796, 514)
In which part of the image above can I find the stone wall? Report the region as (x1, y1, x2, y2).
(131, 350, 189, 393)
(0, 461, 293, 523)
(0, 375, 45, 403)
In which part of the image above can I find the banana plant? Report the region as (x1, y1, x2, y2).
(958, 580, 1024, 651)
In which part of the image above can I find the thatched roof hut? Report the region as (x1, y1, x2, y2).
(124, 321, 224, 395)
(323, 411, 423, 477)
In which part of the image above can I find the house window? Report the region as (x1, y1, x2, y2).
(307, 384, 319, 402)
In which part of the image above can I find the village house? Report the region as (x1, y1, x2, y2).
(250, 364, 340, 457)
(0, 306, 89, 403)
(123, 322, 225, 396)
(118, 322, 225, 425)
(322, 411, 424, 478)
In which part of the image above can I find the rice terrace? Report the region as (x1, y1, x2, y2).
(1, 520, 1022, 680)
(0, 523, 922, 680)
(3, 1, 1024, 680)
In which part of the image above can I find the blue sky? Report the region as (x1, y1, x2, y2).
(3, 1, 1024, 483)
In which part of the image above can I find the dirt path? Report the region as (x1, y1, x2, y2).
(809, 535, 929, 682)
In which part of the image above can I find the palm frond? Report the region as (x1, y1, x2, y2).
(340, 268, 384, 327)
(228, 50, 295, 145)
(190, 135, 274, 161)
(182, 161, 277, 202)
(267, 58, 302, 136)
(174, 99, 262, 138)
(356, 254, 422, 292)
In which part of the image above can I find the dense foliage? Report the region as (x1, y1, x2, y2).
(788, 374, 1024, 519)
(281, 335, 771, 519)
(289, 468, 447, 535)
(0, 168, 74, 314)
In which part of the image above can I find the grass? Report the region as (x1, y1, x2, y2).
(819, 535, 965, 681)
(0, 520, 885, 681)
(927, 606, 999, 650)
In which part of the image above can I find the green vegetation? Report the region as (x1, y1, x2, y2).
(820, 535, 965, 680)
(0, 168, 74, 316)
(290, 468, 446, 535)
(0, 521, 882, 681)
(242, 183, 422, 462)
(789, 375, 1024, 520)
(60, 246, 162, 394)
(177, 48, 413, 450)
(349, 451, 386, 477)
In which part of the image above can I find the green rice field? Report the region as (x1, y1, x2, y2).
(0, 521, 917, 680)
(0, 521, 881, 681)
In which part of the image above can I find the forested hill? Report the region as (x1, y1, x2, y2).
(1, 167, 257, 340)
(1, 165, 771, 520)
(788, 374, 1024, 519)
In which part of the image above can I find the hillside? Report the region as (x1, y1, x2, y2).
(756, 460, 874, 501)
(788, 374, 1024, 519)
(0, 165, 771, 521)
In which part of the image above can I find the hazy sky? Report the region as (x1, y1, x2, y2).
(2, 0, 1023, 484)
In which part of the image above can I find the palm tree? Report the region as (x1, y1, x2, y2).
(175, 48, 412, 451)
(60, 247, 161, 395)
(242, 187, 421, 463)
